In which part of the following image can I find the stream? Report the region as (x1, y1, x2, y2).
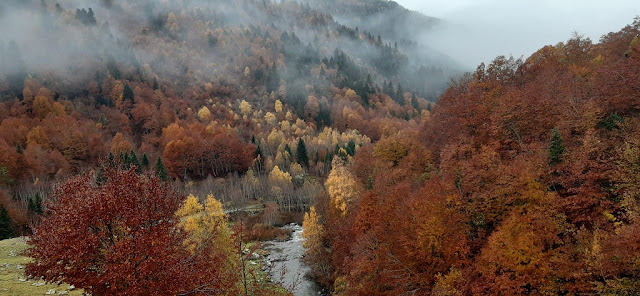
(262, 224, 324, 296)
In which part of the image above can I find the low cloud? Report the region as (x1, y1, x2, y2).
(397, 0, 639, 69)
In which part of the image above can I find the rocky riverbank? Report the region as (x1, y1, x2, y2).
(262, 224, 325, 296)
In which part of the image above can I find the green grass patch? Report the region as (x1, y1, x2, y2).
(0, 237, 83, 296)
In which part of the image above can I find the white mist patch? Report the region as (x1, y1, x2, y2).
(397, 0, 640, 69)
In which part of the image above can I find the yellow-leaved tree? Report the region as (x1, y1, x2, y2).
(176, 194, 239, 294)
(275, 99, 283, 113)
(325, 158, 359, 215)
(239, 100, 252, 116)
(302, 206, 331, 285)
(197, 106, 211, 121)
(264, 112, 277, 126)
(302, 206, 324, 257)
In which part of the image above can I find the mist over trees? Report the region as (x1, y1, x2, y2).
(1, 0, 639, 295)
(0, 0, 439, 239)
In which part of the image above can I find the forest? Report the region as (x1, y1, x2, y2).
(0, 0, 639, 295)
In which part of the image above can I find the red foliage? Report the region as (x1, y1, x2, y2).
(25, 169, 237, 295)
(162, 123, 255, 180)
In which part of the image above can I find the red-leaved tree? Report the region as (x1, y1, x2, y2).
(25, 168, 238, 295)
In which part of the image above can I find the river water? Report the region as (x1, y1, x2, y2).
(262, 224, 324, 296)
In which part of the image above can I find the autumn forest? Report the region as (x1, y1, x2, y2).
(0, 0, 639, 295)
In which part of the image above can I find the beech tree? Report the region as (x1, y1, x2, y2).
(25, 168, 237, 295)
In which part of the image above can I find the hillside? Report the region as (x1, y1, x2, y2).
(0, 0, 452, 235)
(298, 0, 441, 42)
(303, 19, 640, 295)
(1, 0, 639, 295)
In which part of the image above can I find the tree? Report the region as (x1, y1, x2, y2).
(302, 206, 329, 279)
(239, 100, 252, 115)
(549, 127, 565, 166)
(26, 168, 237, 295)
(141, 153, 150, 169)
(110, 133, 133, 156)
(325, 159, 359, 215)
(0, 205, 15, 239)
(269, 165, 293, 209)
(198, 106, 211, 121)
(262, 202, 281, 225)
(27, 192, 43, 215)
(122, 84, 134, 103)
(284, 143, 292, 158)
(175, 194, 239, 293)
(346, 139, 356, 157)
(275, 99, 283, 113)
(395, 83, 404, 104)
(155, 156, 169, 181)
(129, 151, 141, 173)
(296, 138, 309, 168)
(0, 165, 13, 188)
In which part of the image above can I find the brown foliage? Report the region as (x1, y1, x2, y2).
(26, 169, 238, 295)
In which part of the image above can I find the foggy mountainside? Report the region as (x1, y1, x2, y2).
(1, 0, 640, 295)
(297, 0, 440, 46)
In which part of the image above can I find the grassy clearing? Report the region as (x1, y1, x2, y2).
(0, 237, 83, 296)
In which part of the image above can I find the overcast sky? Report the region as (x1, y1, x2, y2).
(395, 0, 640, 68)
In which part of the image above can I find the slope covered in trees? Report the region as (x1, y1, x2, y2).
(2, 0, 639, 295)
(0, 0, 446, 236)
(303, 19, 640, 295)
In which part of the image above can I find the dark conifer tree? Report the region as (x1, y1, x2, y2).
(549, 127, 565, 166)
(141, 153, 150, 169)
(123, 84, 134, 103)
(296, 138, 309, 167)
(0, 205, 15, 239)
(155, 157, 169, 181)
(130, 151, 141, 173)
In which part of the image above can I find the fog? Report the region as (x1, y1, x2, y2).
(396, 0, 640, 69)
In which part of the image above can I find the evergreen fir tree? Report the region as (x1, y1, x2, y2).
(107, 152, 116, 168)
(296, 138, 309, 168)
(130, 151, 141, 173)
(411, 93, 419, 110)
(123, 84, 134, 103)
(141, 153, 150, 169)
(346, 140, 356, 156)
(28, 192, 43, 215)
(284, 144, 292, 157)
(121, 152, 131, 170)
(549, 127, 565, 166)
(0, 205, 15, 239)
(395, 83, 404, 104)
(324, 149, 333, 171)
(155, 157, 169, 181)
(98, 114, 109, 128)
